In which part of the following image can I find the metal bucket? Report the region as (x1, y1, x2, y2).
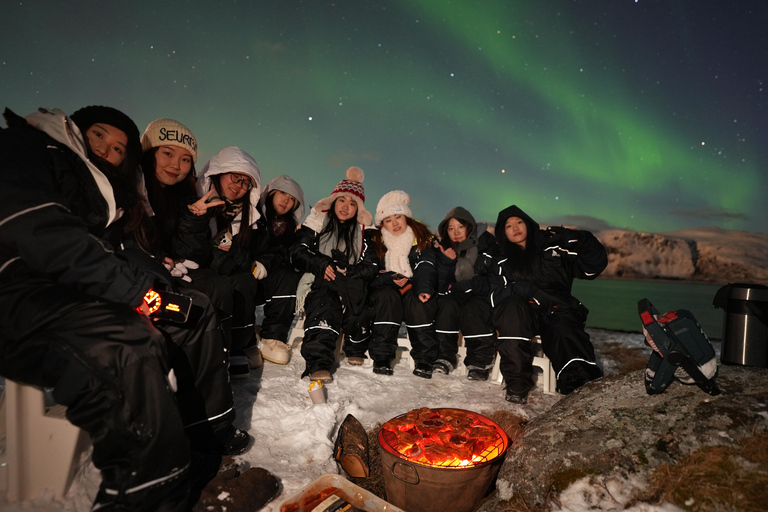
(713, 283, 768, 367)
(377, 409, 509, 512)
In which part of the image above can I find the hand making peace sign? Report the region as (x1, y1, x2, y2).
(187, 189, 226, 216)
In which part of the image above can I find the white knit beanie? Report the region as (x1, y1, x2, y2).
(375, 190, 413, 226)
(141, 118, 198, 163)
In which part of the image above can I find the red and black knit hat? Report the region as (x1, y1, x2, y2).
(313, 166, 372, 226)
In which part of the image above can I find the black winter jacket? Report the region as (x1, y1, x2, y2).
(369, 240, 437, 297)
(173, 205, 254, 276)
(250, 214, 298, 273)
(484, 205, 607, 314)
(290, 224, 379, 285)
(0, 108, 153, 307)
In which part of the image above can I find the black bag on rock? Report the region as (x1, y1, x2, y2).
(638, 298, 720, 396)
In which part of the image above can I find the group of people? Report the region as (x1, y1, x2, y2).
(296, 186, 607, 404)
(0, 104, 607, 511)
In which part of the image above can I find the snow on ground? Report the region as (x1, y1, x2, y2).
(2, 329, 681, 512)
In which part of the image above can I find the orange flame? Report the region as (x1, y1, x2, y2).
(381, 408, 507, 468)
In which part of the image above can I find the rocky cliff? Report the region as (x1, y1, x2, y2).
(596, 226, 768, 284)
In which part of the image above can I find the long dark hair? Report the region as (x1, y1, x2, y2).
(139, 148, 197, 254)
(264, 190, 299, 237)
(82, 129, 150, 248)
(211, 173, 254, 246)
(319, 197, 359, 262)
(500, 217, 541, 281)
(373, 217, 435, 260)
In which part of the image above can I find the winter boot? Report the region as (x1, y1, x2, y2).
(309, 369, 334, 384)
(243, 343, 263, 368)
(261, 338, 292, 364)
(413, 362, 433, 379)
(467, 367, 490, 381)
(373, 360, 394, 375)
(228, 355, 250, 379)
(432, 358, 454, 375)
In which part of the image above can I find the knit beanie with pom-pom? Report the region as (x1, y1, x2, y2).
(312, 166, 372, 227)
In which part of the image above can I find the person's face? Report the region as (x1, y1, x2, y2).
(220, 173, 253, 202)
(334, 195, 358, 222)
(153, 146, 193, 187)
(272, 190, 297, 216)
(447, 218, 467, 243)
(505, 216, 528, 248)
(381, 214, 407, 235)
(84, 123, 128, 167)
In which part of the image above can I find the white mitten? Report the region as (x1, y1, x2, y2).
(170, 261, 193, 282)
(180, 259, 199, 271)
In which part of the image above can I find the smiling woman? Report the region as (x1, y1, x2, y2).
(83, 123, 128, 167)
(153, 145, 194, 187)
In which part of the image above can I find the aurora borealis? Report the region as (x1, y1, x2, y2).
(2, 0, 766, 233)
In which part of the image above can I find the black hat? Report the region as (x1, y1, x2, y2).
(70, 105, 141, 162)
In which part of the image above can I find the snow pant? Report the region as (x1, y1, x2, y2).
(435, 295, 460, 366)
(493, 295, 603, 394)
(0, 271, 190, 512)
(301, 280, 370, 377)
(187, 268, 261, 356)
(350, 286, 438, 365)
(403, 290, 439, 365)
(255, 264, 300, 344)
(227, 272, 259, 355)
(185, 267, 234, 351)
(157, 287, 237, 452)
(435, 295, 496, 369)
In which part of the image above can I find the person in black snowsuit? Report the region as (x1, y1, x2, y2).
(487, 205, 607, 403)
(289, 167, 379, 383)
(361, 190, 439, 377)
(185, 145, 267, 378)
(138, 123, 249, 378)
(249, 175, 306, 367)
(0, 106, 270, 511)
(426, 206, 498, 380)
(0, 106, 193, 511)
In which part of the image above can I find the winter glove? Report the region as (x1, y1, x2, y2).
(165, 259, 199, 282)
(448, 280, 473, 305)
(252, 260, 268, 280)
(511, 280, 534, 299)
(544, 226, 581, 254)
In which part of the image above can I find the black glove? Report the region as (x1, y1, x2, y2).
(545, 226, 581, 252)
(117, 248, 176, 291)
(511, 280, 534, 299)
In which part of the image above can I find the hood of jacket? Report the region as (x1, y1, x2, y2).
(197, 146, 262, 229)
(438, 206, 478, 251)
(24, 108, 119, 226)
(259, 174, 306, 224)
(495, 204, 542, 254)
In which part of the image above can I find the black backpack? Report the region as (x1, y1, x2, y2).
(638, 298, 720, 396)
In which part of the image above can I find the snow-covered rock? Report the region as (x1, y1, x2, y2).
(597, 230, 695, 280)
(595, 227, 768, 285)
(669, 227, 768, 284)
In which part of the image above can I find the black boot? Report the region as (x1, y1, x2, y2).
(373, 360, 394, 375)
(467, 368, 490, 381)
(413, 362, 433, 379)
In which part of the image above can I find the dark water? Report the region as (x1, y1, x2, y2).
(572, 278, 725, 338)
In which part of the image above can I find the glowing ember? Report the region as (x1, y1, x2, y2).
(380, 408, 507, 468)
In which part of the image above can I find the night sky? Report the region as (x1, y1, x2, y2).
(2, 0, 766, 234)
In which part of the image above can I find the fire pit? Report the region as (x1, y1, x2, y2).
(377, 407, 509, 512)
